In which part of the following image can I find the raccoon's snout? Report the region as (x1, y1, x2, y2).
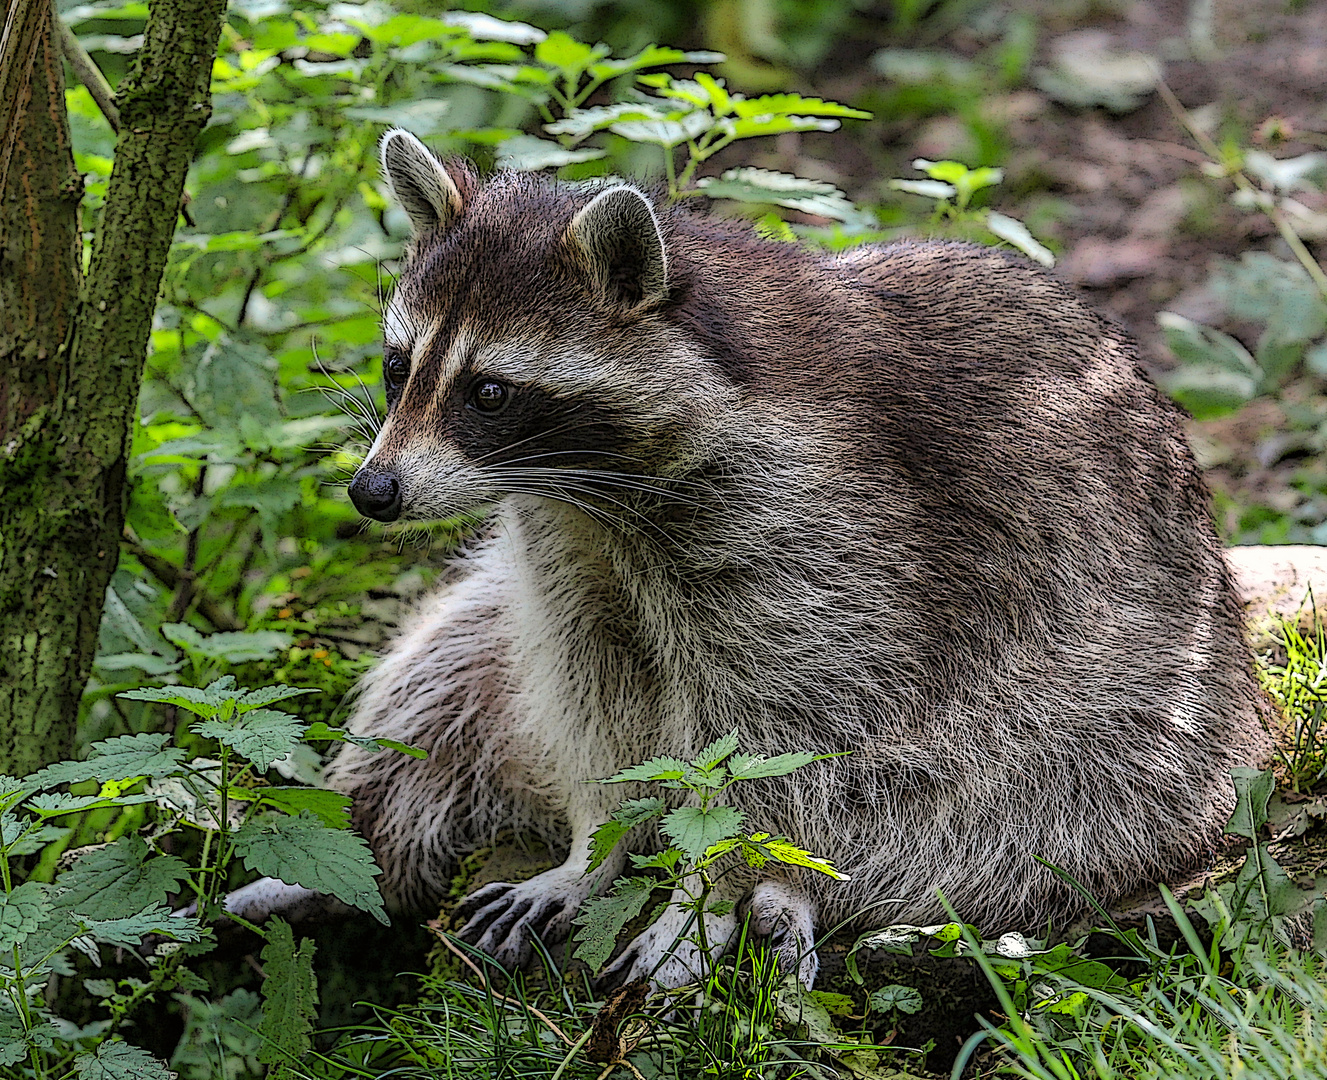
(349, 468, 403, 522)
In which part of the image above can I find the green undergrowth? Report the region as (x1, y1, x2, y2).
(6, 642, 1326, 1078)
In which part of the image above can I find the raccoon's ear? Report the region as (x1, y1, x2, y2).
(380, 128, 464, 235)
(568, 185, 668, 308)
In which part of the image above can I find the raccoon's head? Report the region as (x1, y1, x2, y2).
(347, 129, 729, 525)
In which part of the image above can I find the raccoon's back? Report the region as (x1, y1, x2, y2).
(681, 240, 1257, 744)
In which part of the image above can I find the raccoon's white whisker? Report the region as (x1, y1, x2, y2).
(507, 467, 712, 511)
(502, 474, 679, 546)
(497, 452, 720, 495)
(500, 484, 629, 535)
(304, 370, 382, 435)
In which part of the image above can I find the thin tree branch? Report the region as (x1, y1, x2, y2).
(56, 14, 119, 132)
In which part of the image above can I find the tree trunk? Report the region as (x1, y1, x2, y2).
(0, 0, 227, 777)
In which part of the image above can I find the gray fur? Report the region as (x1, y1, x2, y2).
(236, 156, 1273, 987)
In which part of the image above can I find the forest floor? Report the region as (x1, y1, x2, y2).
(748, 0, 1327, 543)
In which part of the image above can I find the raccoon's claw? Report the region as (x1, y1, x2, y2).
(452, 879, 577, 970)
(452, 881, 514, 927)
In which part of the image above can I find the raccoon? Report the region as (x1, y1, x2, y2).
(229, 128, 1270, 988)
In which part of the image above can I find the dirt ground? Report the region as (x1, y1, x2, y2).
(765, 0, 1327, 540)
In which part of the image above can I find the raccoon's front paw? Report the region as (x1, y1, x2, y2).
(747, 880, 819, 988)
(600, 899, 739, 990)
(452, 877, 583, 969)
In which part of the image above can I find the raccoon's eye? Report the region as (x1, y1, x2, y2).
(470, 379, 509, 414)
(383, 346, 411, 390)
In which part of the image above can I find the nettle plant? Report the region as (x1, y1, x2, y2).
(887, 157, 1055, 266)
(570, 731, 846, 983)
(0, 677, 415, 1078)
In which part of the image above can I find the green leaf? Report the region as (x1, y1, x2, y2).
(1233, 842, 1300, 920)
(258, 918, 319, 1069)
(0, 1004, 31, 1067)
(27, 791, 157, 817)
(661, 805, 744, 861)
(95, 653, 183, 676)
(343, 99, 453, 136)
(888, 178, 957, 200)
(762, 837, 850, 879)
(571, 876, 657, 970)
(232, 813, 387, 924)
(725, 115, 840, 140)
(494, 134, 606, 171)
(79, 903, 204, 950)
(119, 677, 243, 716)
(256, 787, 352, 829)
(868, 983, 924, 1014)
(162, 624, 293, 664)
(441, 11, 545, 45)
(600, 756, 688, 785)
(589, 45, 723, 80)
(1305, 339, 1327, 377)
(629, 848, 682, 872)
(806, 989, 855, 1016)
(728, 750, 828, 780)
(1159, 364, 1259, 420)
(1255, 330, 1304, 388)
(1156, 313, 1261, 418)
(0, 881, 50, 952)
(0, 817, 67, 856)
(1158, 312, 1259, 376)
(27, 734, 187, 789)
(690, 730, 740, 771)
(1213, 252, 1327, 342)
(59, 836, 191, 919)
(72, 1040, 176, 1080)
(0, 999, 58, 1065)
(1226, 767, 1275, 840)
(985, 212, 1056, 268)
(611, 111, 712, 147)
(533, 31, 606, 80)
(731, 92, 870, 120)
(695, 168, 868, 225)
(187, 334, 282, 431)
(588, 797, 666, 871)
(194, 708, 306, 772)
(545, 102, 665, 138)
(303, 722, 427, 758)
(102, 583, 165, 656)
(240, 685, 319, 711)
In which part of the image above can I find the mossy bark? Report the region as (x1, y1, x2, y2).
(0, 0, 226, 776)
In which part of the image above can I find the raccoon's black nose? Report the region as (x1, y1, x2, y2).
(349, 469, 402, 522)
